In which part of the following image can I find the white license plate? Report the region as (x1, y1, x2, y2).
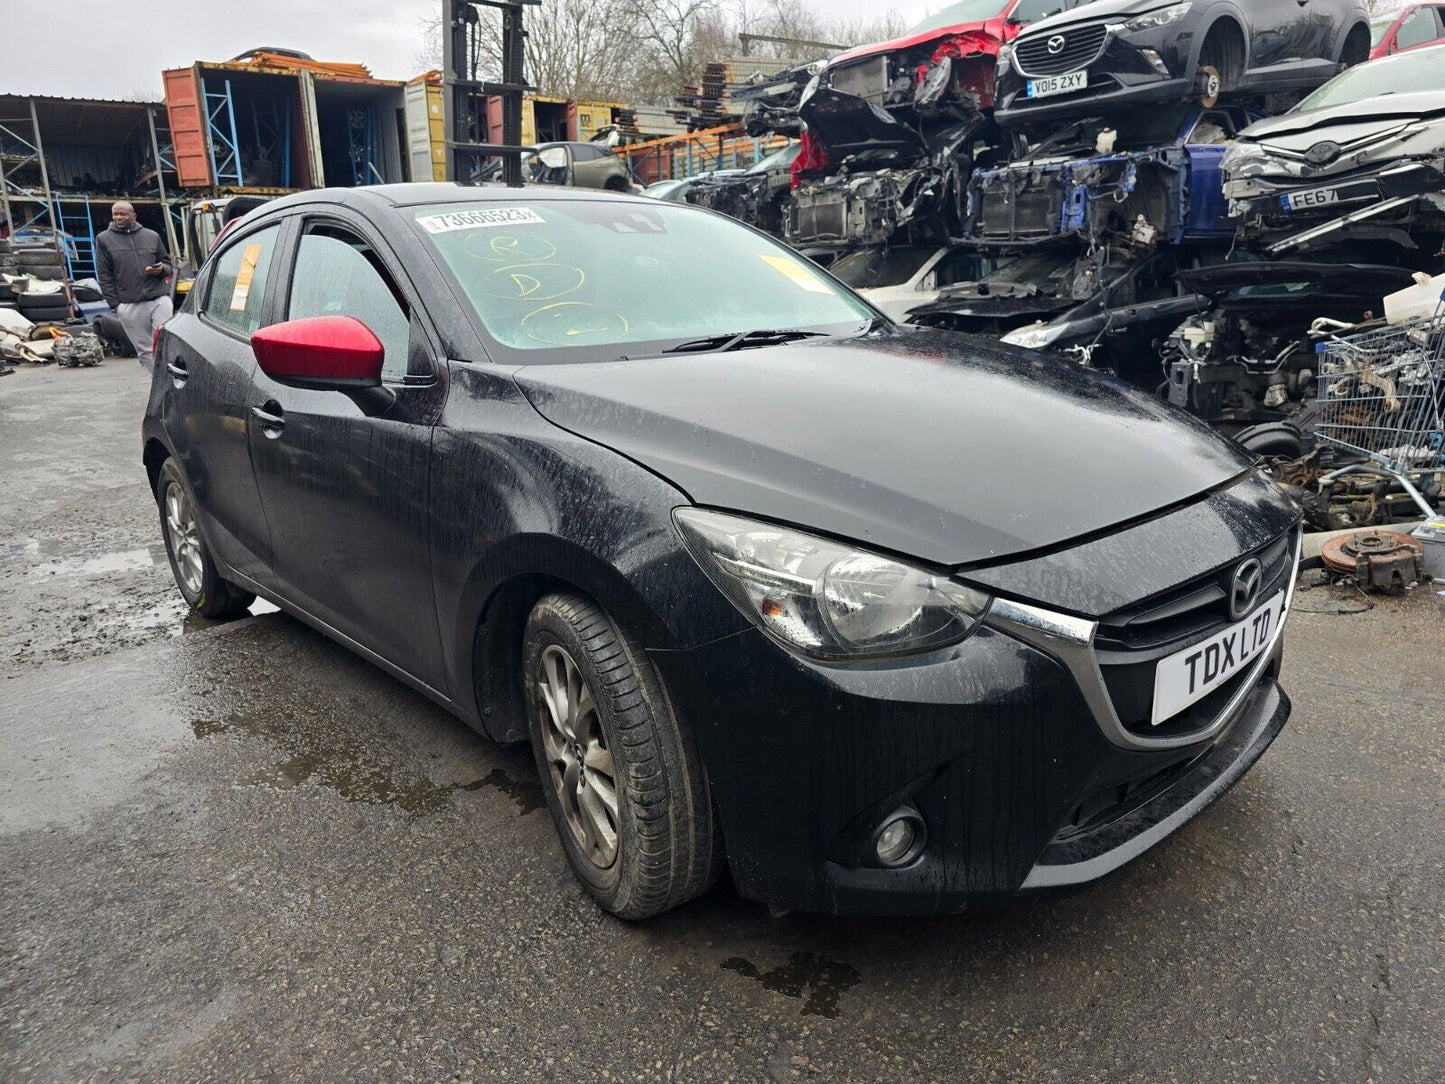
(1027, 71, 1088, 99)
(1282, 186, 1342, 212)
(1151, 591, 1286, 726)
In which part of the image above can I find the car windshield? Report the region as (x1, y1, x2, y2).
(832, 247, 938, 289)
(906, 0, 1010, 34)
(412, 200, 873, 358)
(1294, 46, 1445, 111)
(746, 143, 800, 174)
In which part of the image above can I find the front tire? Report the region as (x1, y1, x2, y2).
(156, 458, 255, 618)
(523, 592, 722, 919)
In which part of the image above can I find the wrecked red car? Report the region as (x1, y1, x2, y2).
(787, 1, 1066, 242)
(817, 0, 1061, 119)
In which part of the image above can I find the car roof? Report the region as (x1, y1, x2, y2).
(256, 182, 637, 215)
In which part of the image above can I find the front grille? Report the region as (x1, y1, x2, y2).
(1015, 23, 1110, 76)
(977, 179, 1061, 239)
(1094, 529, 1296, 739)
(789, 192, 849, 244)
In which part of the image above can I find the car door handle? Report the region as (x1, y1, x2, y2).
(251, 402, 285, 434)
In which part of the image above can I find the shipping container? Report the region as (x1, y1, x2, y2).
(162, 55, 419, 191)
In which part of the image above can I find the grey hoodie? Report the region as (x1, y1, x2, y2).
(95, 222, 172, 308)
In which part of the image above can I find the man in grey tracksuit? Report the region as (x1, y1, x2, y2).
(96, 202, 172, 367)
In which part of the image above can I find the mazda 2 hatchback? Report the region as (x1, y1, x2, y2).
(144, 184, 1300, 918)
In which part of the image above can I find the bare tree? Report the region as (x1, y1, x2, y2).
(414, 0, 918, 105)
(622, 0, 721, 89)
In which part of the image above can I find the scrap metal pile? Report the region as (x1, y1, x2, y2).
(681, 0, 1445, 499)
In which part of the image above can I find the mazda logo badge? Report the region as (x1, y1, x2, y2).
(1229, 559, 1264, 620)
(1048, 35, 1068, 54)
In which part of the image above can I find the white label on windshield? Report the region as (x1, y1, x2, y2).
(417, 208, 545, 234)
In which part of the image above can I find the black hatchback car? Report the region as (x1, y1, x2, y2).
(143, 184, 1301, 918)
(995, 0, 1372, 127)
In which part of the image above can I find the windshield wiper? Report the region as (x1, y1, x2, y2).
(661, 329, 829, 354)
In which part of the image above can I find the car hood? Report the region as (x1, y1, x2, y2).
(513, 329, 1252, 567)
(799, 87, 930, 158)
(1017, 0, 1140, 36)
(1239, 93, 1445, 145)
(907, 290, 1077, 320)
(826, 14, 1013, 69)
(1176, 262, 1417, 299)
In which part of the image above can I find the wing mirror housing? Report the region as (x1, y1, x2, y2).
(251, 315, 394, 414)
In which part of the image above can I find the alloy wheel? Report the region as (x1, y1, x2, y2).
(164, 481, 204, 598)
(535, 644, 620, 869)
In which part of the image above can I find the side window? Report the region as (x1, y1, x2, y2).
(573, 144, 604, 162)
(1189, 112, 1236, 145)
(287, 222, 415, 381)
(935, 250, 981, 288)
(1396, 9, 1437, 48)
(203, 224, 280, 335)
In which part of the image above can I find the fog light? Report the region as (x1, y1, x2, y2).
(1139, 49, 1170, 75)
(874, 809, 925, 867)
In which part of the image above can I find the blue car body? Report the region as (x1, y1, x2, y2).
(967, 104, 1261, 246)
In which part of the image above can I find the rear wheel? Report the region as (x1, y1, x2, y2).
(156, 458, 255, 618)
(523, 592, 722, 919)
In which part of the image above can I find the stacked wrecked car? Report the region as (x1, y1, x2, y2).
(686, 1, 1444, 468)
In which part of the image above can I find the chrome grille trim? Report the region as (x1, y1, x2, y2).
(985, 530, 1303, 753)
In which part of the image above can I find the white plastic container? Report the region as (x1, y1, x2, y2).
(1384, 272, 1445, 325)
(1412, 520, 1445, 582)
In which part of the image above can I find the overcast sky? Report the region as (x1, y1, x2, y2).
(5, 0, 935, 101)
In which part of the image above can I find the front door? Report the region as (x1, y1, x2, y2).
(246, 212, 448, 690)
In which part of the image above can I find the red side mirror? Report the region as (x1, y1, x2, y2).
(251, 315, 385, 390)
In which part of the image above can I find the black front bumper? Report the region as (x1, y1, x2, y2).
(997, 34, 1192, 127)
(650, 619, 1290, 917)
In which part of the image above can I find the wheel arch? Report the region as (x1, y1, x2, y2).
(1191, 13, 1249, 83)
(456, 534, 687, 744)
(1337, 19, 1371, 64)
(143, 434, 172, 497)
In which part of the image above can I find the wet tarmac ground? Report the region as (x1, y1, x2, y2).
(2, 361, 1442, 1082)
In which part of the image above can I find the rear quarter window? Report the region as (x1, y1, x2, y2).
(202, 224, 281, 336)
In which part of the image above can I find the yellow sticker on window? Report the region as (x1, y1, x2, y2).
(230, 244, 263, 312)
(760, 253, 830, 294)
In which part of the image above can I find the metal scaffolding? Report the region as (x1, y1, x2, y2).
(202, 77, 244, 187)
(443, 0, 539, 187)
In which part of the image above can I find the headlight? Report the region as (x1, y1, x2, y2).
(1001, 322, 1068, 349)
(674, 508, 991, 660)
(1119, 2, 1192, 34)
(998, 44, 1015, 74)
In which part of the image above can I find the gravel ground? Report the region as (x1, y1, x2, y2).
(1, 360, 1441, 1083)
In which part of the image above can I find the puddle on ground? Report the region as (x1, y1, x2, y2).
(189, 713, 543, 818)
(457, 767, 547, 815)
(25, 542, 170, 578)
(721, 953, 861, 1019)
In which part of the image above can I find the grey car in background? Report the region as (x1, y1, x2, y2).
(1222, 44, 1445, 239)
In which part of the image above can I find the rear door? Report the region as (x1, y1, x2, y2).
(245, 209, 449, 690)
(158, 219, 285, 587)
